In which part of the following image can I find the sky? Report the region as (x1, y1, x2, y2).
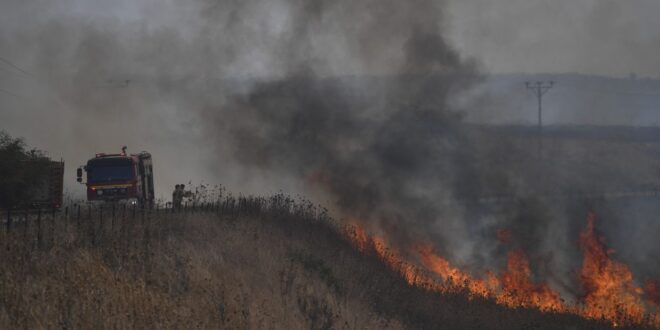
(2, 0, 660, 77)
(1, 0, 660, 199)
(445, 0, 660, 77)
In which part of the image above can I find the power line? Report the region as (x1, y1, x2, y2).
(526, 81, 555, 131)
(0, 55, 30, 76)
(526, 81, 554, 158)
(0, 87, 22, 98)
(0, 66, 30, 80)
(555, 86, 660, 97)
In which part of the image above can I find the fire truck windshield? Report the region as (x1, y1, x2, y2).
(87, 158, 134, 183)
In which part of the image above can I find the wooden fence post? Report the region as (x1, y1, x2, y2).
(6, 208, 11, 233)
(64, 206, 69, 231)
(111, 203, 116, 231)
(88, 205, 94, 246)
(23, 207, 31, 241)
(37, 207, 42, 248)
(51, 206, 56, 249)
(121, 204, 127, 240)
(99, 206, 104, 245)
(23, 207, 29, 238)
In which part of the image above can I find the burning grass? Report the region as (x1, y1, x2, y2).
(0, 194, 648, 329)
(345, 211, 660, 328)
(579, 211, 654, 326)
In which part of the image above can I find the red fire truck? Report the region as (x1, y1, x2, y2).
(77, 147, 155, 207)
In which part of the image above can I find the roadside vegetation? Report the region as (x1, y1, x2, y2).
(0, 194, 628, 329)
(0, 130, 51, 209)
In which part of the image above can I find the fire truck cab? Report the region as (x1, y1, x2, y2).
(77, 147, 155, 207)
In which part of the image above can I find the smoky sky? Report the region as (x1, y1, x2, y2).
(4, 0, 660, 77)
(1, 0, 658, 305)
(0, 0, 476, 199)
(446, 0, 660, 77)
(0, 0, 490, 277)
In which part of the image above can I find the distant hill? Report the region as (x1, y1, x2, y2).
(460, 73, 660, 126)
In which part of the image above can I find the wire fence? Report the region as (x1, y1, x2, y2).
(0, 194, 335, 252)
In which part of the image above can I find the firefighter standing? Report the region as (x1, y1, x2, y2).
(172, 184, 193, 210)
(180, 184, 193, 200)
(172, 184, 183, 209)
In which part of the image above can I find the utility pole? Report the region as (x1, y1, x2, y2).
(526, 81, 554, 158)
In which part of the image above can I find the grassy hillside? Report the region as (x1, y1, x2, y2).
(0, 196, 632, 329)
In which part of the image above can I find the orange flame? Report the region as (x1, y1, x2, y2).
(646, 279, 660, 325)
(417, 245, 499, 298)
(345, 224, 429, 287)
(500, 249, 564, 311)
(343, 212, 658, 327)
(579, 211, 646, 325)
(418, 245, 564, 312)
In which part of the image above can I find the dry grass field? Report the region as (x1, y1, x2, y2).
(463, 125, 660, 198)
(0, 196, 634, 329)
